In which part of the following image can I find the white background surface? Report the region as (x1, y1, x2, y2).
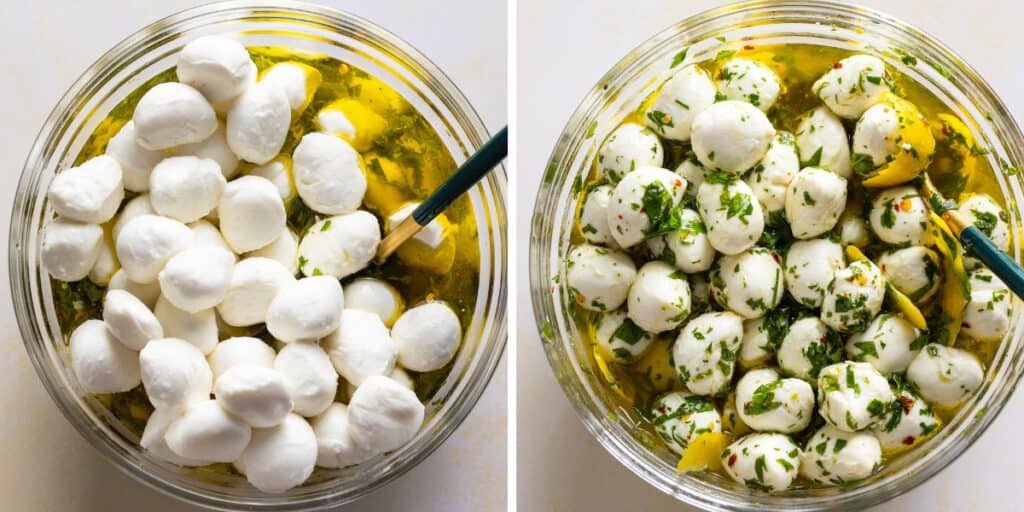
(0, 1, 506, 511)
(516, 0, 1024, 510)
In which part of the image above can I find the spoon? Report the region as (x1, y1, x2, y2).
(375, 126, 508, 264)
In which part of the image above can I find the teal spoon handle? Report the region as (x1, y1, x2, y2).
(413, 126, 508, 225)
(960, 225, 1024, 299)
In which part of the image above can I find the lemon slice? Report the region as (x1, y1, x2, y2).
(862, 94, 936, 188)
(316, 98, 388, 152)
(676, 432, 731, 474)
(927, 212, 969, 345)
(627, 338, 677, 392)
(593, 347, 634, 403)
(845, 245, 926, 329)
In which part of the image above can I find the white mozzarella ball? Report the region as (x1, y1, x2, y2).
(739, 316, 774, 368)
(722, 433, 801, 492)
(387, 202, 444, 249)
(133, 83, 218, 150)
(784, 167, 847, 239)
(821, 260, 886, 333)
(606, 166, 686, 248)
(115, 214, 193, 283)
(716, 58, 782, 112)
(846, 314, 922, 374)
(817, 361, 894, 431)
(140, 337, 214, 410)
(813, 54, 890, 119)
(969, 267, 1007, 293)
(645, 64, 717, 141)
(389, 367, 416, 391)
(645, 208, 715, 273)
(103, 289, 163, 351)
(315, 107, 355, 139)
(41, 217, 103, 282)
(158, 246, 235, 312)
(594, 309, 654, 364)
(800, 425, 882, 485)
(675, 153, 709, 194)
(112, 194, 155, 243)
(227, 81, 291, 165)
(868, 186, 928, 245)
(292, 133, 366, 214)
(673, 311, 744, 395)
(784, 238, 844, 308)
(873, 387, 940, 453)
(344, 278, 404, 327)
(108, 269, 161, 308)
(735, 368, 815, 433)
(189, 219, 235, 257)
(154, 296, 218, 355)
(392, 302, 461, 372)
(274, 342, 338, 417)
(347, 375, 425, 454)
(208, 336, 277, 382)
(777, 317, 842, 383)
(691, 101, 775, 174)
(166, 400, 251, 463)
(796, 107, 851, 177)
(312, 403, 374, 468)
(690, 272, 712, 312)
(298, 212, 380, 278)
(746, 131, 799, 216)
(266, 276, 344, 342)
(237, 413, 317, 493)
(140, 408, 212, 466)
(88, 231, 120, 285)
(215, 365, 293, 428)
(218, 175, 287, 252)
(106, 121, 162, 192)
(852, 103, 900, 171)
(907, 344, 984, 407)
(959, 194, 1009, 269)
(247, 157, 295, 202)
(696, 178, 765, 255)
(171, 121, 240, 179)
(565, 244, 636, 312)
(651, 391, 721, 455)
(177, 35, 256, 105)
(597, 123, 664, 182)
(839, 210, 870, 248)
(70, 319, 141, 393)
(579, 184, 616, 246)
(627, 261, 692, 332)
(261, 62, 320, 113)
(324, 309, 398, 385)
(877, 246, 940, 302)
(47, 155, 124, 224)
(248, 226, 299, 274)
(709, 247, 783, 319)
(217, 257, 294, 327)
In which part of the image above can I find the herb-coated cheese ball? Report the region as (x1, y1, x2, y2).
(312, 403, 374, 468)
(218, 175, 287, 252)
(690, 272, 712, 313)
(274, 341, 338, 417)
(784, 238, 844, 308)
(958, 194, 1009, 269)
(739, 316, 774, 368)
(41, 217, 104, 282)
(777, 317, 842, 383)
(189, 220, 235, 258)
(627, 261, 692, 332)
(266, 276, 344, 342)
(868, 186, 928, 245)
(799, 425, 882, 485)
(566, 244, 637, 312)
(139, 337, 213, 411)
(347, 375, 425, 455)
(839, 210, 870, 248)
(696, 177, 765, 255)
(108, 269, 161, 308)
(644, 65, 717, 141)
(115, 214, 193, 284)
(297, 211, 380, 278)
(247, 157, 295, 202)
(597, 122, 664, 183)
(165, 400, 251, 464)
(344, 278, 404, 327)
(226, 81, 291, 165)
(691, 100, 776, 175)
(292, 132, 367, 214)
(795, 106, 851, 177)
(579, 184, 616, 246)
(852, 103, 900, 172)
(877, 246, 941, 302)
(133, 83, 218, 150)
(392, 302, 461, 372)
(907, 344, 984, 407)
(813, 54, 890, 119)
(208, 337, 277, 382)
(674, 152, 709, 193)
(646, 208, 715, 273)
(236, 413, 317, 493)
(170, 121, 241, 179)
(324, 308, 397, 386)
(651, 391, 721, 455)
(845, 314, 922, 374)
(721, 433, 801, 492)
(673, 311, 744, 396)
(70, 319, 141, 394)
(874, 387, 939, 453)
(594, 309, 654, 363)
(102, 289, 163, 351)
(606, 166, 686, 248)
(969, 267, 1006, 293)
(215, 365, 293, 428)
(784, 167, 848, 239)
(260, 62, 322, 113)
(248, 226, 299, 274)
(141, 408, 212, 466)
(153, 296, 218, 355)
(47, 155, 124, 224)
(716, 58, 782, 112)
(817, 361, 894, 432)
(746, 131, 799, 216)
(106, 121, 163, 192)
(821, 260, 886, 333)
(709, 247, 783, 319)
(157, 246, 235, 313)
(217, 257, 294, 327)
(176, 35, 256, 106)
(735, 368, 815, 433)
(112, 194, 154, 242)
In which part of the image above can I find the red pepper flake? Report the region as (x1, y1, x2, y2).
(675, 179, 683, 189)
(741, 36, 754, 41)
(618, 214, 625, 220)
(743, 44, 755, 51)
(728, 454, 738, 467)
(898, 394, 915, 413)
(771, 252, 782, 264)
(902, 436, 916, 445)
(833, 62, 843, 69)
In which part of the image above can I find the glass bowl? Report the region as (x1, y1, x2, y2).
(10, 1, 506, 510)
(530, 1, 1024, 510)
